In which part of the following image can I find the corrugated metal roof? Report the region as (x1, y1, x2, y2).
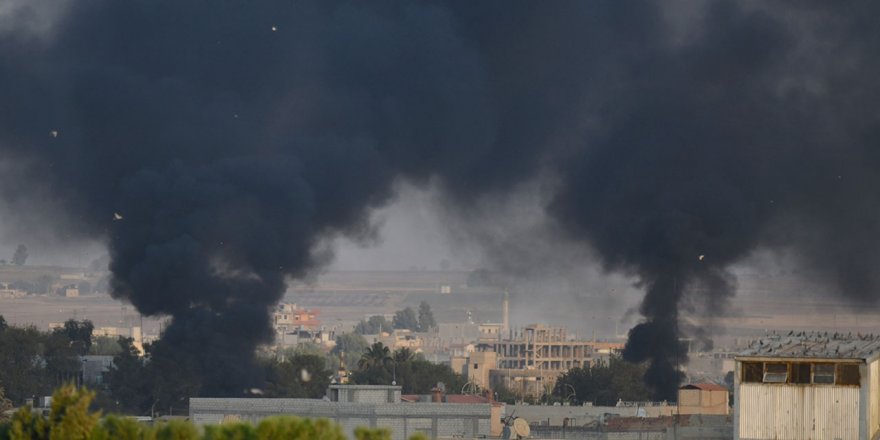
(738, 331, 880, 360)
(680, 383, 728, 391)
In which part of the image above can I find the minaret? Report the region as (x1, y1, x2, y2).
(502, 290, 510, 338)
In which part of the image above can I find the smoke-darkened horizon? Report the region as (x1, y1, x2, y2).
(3, 1, 880, 399)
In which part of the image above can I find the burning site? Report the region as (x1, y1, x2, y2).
(2, 1, 880, 439)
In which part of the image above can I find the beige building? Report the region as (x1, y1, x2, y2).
(678, 383, 729, 415)
(478, 324, 621, 371)
(465, 351, 496, 390)
(273, 303, 320, 332)
(471, 323, 624, 398)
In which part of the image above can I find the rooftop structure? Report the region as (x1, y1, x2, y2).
(739, 331, 880, 360)
(273, 303, 320, 332)
(190, 384, 495, 440)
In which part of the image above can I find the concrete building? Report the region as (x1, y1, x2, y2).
(473, 323, 624, 398)
(735, 332, 880, 440)
(190, 384, 496, 440)
(677, 383, 729, 415)
(465, 351, 496, 390)
(273, 303, 320, 332)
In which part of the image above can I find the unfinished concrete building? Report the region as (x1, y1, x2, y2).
(470, 323, 624, 398)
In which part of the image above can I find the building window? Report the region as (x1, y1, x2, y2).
(790, 362, 811, 384)
(742, 362, 763, 383)
(473, 363, 478, 369)
(813, 364, 835, 384)
(837, 364, 860, 386)
(742, 360, 862, 385)
(763, 363, 788, 383)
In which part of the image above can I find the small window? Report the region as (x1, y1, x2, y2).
(813, 364, 835, 384)
(742, 362, 763, 383)
(763, 363, 788, 383)
(473, 363, 479, 369)
(837, 364, 860, 386)
(790, 363, 811, 384)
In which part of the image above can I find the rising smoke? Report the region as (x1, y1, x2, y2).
(2, 1, 880, 399)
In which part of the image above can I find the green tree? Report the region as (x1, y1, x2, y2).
(350, 343, 392, 385)
(404, 360, 465, 394)
(143, 343, 202, 417)
(357, 343, 391, 371)
(43, 332, 82, 389)
(91, 415, 147, 440)
(554, 355, 651, 405)
(9, 405, 48, 440)
(391, 308, 418, 331)
(105, 338, 149, 415)
(354, 427, 391, 440)
(9, 384, 100, 440)
(0, 388, 12, 423)
(392, 348, 414, 364)
(154, 419, 199, 440)
(46, 384, 100, 440)
(417, 302, 436, 332)
(11, 245, 27, 266)
(330, 333, 368, 360)
(491, 383, 519, 404)
(354, 316, 392, 335)
(291, 342, 326, 358)
(90, 336, 123, 356)
(203, 422, 256, 440)
(253, 416, 345, 440)
(59, 319, 94, 355)
(0, 325, 49, 403)
(264, 354, 332, 398)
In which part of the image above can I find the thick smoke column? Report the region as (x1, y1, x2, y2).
(3, 1, 880, 399)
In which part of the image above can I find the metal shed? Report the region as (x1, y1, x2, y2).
(734, 332, 880, 440)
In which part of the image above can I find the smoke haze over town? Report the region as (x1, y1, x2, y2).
(3, 0, 880, 405)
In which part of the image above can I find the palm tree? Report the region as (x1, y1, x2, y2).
(392, 348, 414, 364)
(358, 342, 391, 371)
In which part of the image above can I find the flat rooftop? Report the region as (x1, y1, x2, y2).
(738, 331, 880, 360)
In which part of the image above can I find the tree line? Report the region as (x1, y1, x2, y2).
(349, 343, 465, 395)
(0, 317, 101, 404)
(0, 316, 466, 417)
(353, 302, 436, 335)
(552, 356, 652, 405)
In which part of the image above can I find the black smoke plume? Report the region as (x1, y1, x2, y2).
(2, 1, 880, 399)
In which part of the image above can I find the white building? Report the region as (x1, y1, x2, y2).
(735, 332, 880, 440)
